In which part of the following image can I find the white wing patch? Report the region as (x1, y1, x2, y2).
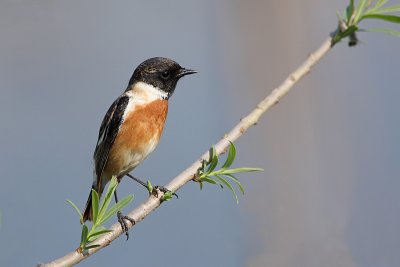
(96, 128, 106, 146)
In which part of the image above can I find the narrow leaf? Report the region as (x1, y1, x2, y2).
(374, 5, 400, 14)
(367, 27, 400, 36)
(224, 174, 245, 194)
(346, 0, 355, 21)
(207, 145, 216, 164)
(222, 167, 264, 174)
(222, 142, 236, 169)
(362, 14, 400, 23)
(216, 175, 239, 204)
(94, 225, 107, 231)
(372, 0, 389, 11)
(161, 191, 173, 201)
(197, 159, 206, 174)
(201, 177, 217, 184)
(206, 146, 218, 173)
(354, 0, 369, 23)
(83, 244, 101, 250)
(88, 229, 113, 242)
(91, 189, 100, 224)
(147, 180, 153, 193)
(99, 194, 133, 225)
(66, 199, 83, 223)
(206, 157, 218, 174)
(80, 224, 89, 248)
(98, 176, 118, 220)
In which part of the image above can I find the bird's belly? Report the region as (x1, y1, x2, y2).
(119, 137, 159, 175)
(103, 99, 168, 178)
(105, 133, 161, 178)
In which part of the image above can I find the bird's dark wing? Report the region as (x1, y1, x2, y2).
(93, 95, 130, 190)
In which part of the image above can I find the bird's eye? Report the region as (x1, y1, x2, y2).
(161, 70, 170, 79)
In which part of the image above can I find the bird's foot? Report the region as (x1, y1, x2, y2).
(117, 211, 135, 240)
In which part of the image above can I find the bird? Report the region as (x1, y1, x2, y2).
(82, 57, 196, 238)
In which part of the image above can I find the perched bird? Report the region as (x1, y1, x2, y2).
(82, 57, 196, 237)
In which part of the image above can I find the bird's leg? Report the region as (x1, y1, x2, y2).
(114, 189, 135, 240)
(125, 173, 148, 189)
(126, 173, 178, 199)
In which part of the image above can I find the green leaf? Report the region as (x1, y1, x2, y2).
(222, 167, 264, 174)
(374, 5, 400, 14)
(206, 146, 218, 173)
(88, 229, 113, 242)
(201, 177, 217, 184)
(222, 142, 236, 169)
(362, 14, 400, 23)
(216, 175, 239, 204)
(99, 194, 133, 225)
(372, 0, 389, 11)
(346, 0, 355, 21)
(83, 244, 100, 250)
(206, 145, 216, 164)
(161, 191, 173, 201)
(66, 199, 83, 223)
(196, 142, 263, 204)
(80, 224, 89, 248)
(91, 189, 100, 224)
(147, 180, 153, 193)
(367, 27, 400, 36)
(354, 0, 368, 23)
(98, 176, 118, 220)
(224, 174, 245, 194)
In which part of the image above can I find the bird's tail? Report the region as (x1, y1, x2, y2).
(82, 188, 94, 222)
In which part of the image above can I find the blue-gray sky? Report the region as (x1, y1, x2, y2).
(0, 1, 399, 266)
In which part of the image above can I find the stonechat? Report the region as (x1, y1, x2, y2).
(82, 57, 196, 237)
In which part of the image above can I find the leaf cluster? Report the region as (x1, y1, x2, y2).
(67, 177, 133, 252)
(195, 142, 263, 204)
(332, 0, 400, 45)
(146, 180, 176, 202)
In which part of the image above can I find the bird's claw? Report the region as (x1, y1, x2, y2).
(117, 211, 135, 240)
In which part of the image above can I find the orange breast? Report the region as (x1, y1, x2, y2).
(104, 99, 168, 178)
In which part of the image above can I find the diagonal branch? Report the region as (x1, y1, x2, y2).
(39, 37, 333, 267)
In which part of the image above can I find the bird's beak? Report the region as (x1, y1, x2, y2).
(177, 68, 197, 78)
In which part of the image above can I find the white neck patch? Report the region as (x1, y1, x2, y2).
(131, 81, 168, 101)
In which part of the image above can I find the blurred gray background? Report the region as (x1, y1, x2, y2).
(1, 0, 400, 266)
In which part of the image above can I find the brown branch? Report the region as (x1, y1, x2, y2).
(40, 37, 334, 267)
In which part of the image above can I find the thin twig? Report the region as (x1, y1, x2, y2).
(39, 37, 333, 267)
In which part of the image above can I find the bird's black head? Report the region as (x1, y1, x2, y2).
(127, 57, 196, 98)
